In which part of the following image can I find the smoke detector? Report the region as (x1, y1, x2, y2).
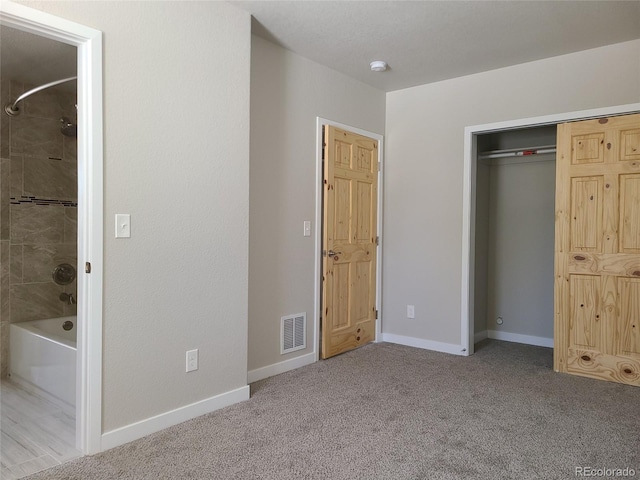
(370, 61, 388, 72)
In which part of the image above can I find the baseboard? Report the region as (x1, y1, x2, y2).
(487, 330, 554, 348)
(101, 385, 249, 451)
(248, 352, 316, 383)
(474, 330, 488, 344)
(381, 333, 466, 356)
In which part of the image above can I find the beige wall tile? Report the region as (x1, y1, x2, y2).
(10, 156, 23, 199)
(64, 208, 77, 244)
(10, 204, 64, 244)
(22, 244, 76, 284)
(10, 245, 23, 285)
(0, 158, 9, 240)
(10, 283, 64, 323)
(10, 115, 63, 159)
(22, 84, 75, 120)
(23, 158, 76, 200)
(62, 136, 76, 163)
(0, 77, 9, 160)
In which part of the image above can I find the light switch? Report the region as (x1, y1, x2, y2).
(115, 214, 131, 238)
(303, 221, 311, 237)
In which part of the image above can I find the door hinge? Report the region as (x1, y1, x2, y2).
(376, 236, 379, 246)
(375, 309, 378, 319)
(85, 262, 92, 274)
(377, 161, 381, 171)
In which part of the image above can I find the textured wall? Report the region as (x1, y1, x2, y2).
(248, 35, 385, 372)
(384, 39, 640, 347)
(0, 77, 77, 378)
(18, 1, 251, 433)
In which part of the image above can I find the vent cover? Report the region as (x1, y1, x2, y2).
(281, 313, 306, 354)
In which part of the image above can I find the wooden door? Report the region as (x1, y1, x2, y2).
(555, 113, 640, 386)
(321, 126, 378, 359)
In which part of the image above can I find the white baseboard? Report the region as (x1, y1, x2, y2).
(487, 330, 553, 348)
(381, 333, 467, 356)
(474, 330, 488, 344)
(101, 385, 249, 451)
(248, 352, 316, 383)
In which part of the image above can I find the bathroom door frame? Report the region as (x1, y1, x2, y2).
(0, 2, 104, 454)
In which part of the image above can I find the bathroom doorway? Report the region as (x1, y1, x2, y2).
(0, 24, 81, 478)
(1, 3, 104, 477)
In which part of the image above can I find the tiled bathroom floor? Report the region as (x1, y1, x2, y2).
(0, 380, 81, 479)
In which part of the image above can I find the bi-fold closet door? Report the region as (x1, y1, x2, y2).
(474, 126, 557, 345)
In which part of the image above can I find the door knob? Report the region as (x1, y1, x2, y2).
(327, 250, 342, 256)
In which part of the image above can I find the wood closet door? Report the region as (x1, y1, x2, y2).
(554, 113, 640, 386)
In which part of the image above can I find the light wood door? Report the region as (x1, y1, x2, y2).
(322, 126, 378, 359)
(555, 113, 640, 386)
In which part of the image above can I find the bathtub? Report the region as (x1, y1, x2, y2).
(9, 316, 77, 408)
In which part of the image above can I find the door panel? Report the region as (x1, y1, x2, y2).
(555, 113, 640, 387)
(620, 174, 640, 252)
(569, 275, 599, 349)
(322, 126, 378, 359)
(620, 129, 640, 162)
(570, 176, 603, 251)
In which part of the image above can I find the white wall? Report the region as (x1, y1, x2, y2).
(20, 1, 251, 434)
(249, 35, 385, 373)
(384, 40, 640, 347)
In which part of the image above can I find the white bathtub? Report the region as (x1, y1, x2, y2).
(9, 316, 77, 408)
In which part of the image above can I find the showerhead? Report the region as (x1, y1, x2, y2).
(60, 117, 77, 137)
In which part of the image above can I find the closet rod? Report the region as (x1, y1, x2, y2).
(479, 145, 556, 160)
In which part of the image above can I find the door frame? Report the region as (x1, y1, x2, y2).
(314, 118, 384, 361)
(461, 103, 640, 356)
(1, 2, 104, 454)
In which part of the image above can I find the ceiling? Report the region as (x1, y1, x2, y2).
(1, 1, 639, 94)
(233, 0, 640, 92)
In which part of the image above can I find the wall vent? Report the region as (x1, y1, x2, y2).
(281, 313, 306, 354)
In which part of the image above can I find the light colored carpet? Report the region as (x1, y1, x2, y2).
(25, 340, 640, 479)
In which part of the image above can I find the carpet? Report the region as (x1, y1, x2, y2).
(25, 340, 640, 479)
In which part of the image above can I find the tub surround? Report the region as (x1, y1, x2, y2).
(0, 77, 77, 378)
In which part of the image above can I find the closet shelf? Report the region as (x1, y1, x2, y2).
(479, 144, 556, 160)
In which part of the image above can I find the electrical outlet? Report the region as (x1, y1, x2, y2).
(407, 305, 415, 319)
(186, 349, 198, 372)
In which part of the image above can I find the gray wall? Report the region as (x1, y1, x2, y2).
(249, 35, 385, 372)
(384, 39, 640, 346)
(485, 156, 556, 339)
(21, 1, 251, 433)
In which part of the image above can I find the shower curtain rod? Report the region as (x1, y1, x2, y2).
(4, 76, 77, 117)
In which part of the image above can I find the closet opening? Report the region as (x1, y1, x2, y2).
(462, 103, 640, 357)
(473, 125, 558, 350)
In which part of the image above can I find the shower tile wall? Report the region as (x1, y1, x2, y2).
(0, 77, 77, 378)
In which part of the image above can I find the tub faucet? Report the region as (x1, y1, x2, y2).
(59, 292, 76, 305)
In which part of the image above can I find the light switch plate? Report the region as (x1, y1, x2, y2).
(303, 221, 311, 237)
(115, 214, 131, 238)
